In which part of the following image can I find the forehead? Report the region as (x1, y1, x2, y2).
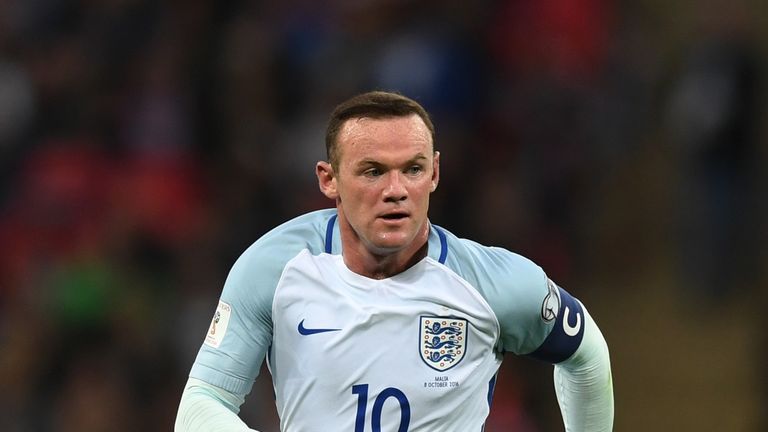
(337, 114, 433, 161)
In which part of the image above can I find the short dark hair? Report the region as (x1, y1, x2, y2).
(325, 91, 435, 169)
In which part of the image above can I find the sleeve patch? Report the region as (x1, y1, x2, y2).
(204, 300, 232, 349)
(527, 283, 585, 363)
(541, 279, 560, 322)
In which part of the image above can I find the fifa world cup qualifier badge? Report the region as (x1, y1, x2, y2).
(419, 316, 468, 372)
(205, 301, 232, 348)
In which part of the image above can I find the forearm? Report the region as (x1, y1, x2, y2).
(175, 377, 258, 432)
(553, 306, 614, 431)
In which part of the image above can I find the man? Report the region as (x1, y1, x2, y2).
(175, 91, 614, 431)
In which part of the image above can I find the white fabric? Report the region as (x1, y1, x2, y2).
(554, 307, 614, 431)
(268, 252, 501, 431)
(175, 377, 258, 432)
(179, 209, 614, 431)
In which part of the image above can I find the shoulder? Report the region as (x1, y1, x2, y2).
(253, 208, 335, 251)
(222, 209, 336, 302)
(435, 226, 550, 354)
(238, 209, 335, 267)
(436, 227, 546, 293)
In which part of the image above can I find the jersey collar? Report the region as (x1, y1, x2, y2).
(323, 212, 448, 265)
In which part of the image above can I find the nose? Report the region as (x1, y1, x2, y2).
(382, 171, 408, 202)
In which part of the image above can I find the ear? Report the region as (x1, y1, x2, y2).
(316, 161, 339, 200)
(430, 151, 440, 192)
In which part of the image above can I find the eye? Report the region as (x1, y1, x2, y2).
(406, 165, 424, 175)
(363, 167, 382, 177)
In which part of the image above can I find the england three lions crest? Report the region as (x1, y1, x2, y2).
(419, 316, 468, 371)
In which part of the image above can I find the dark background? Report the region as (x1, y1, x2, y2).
(1, 1, 766, 430)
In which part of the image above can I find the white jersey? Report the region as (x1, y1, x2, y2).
(190, 209, 586, 432)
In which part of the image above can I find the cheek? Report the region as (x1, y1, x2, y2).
(340, 184, 376, 208)
(414, 183, 432, 202)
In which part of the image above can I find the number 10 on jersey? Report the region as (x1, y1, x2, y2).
(352, 384, 411, 432)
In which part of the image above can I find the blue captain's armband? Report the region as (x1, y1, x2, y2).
(527, 281, 585, 363)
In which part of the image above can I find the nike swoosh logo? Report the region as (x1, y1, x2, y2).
(298, 319, 341, 336)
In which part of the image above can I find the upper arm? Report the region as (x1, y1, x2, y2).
(455, 243, 586, 362)
(187, 211, 333, 395)
(525, 280, 586, 363)
(189, 242, 286, 395)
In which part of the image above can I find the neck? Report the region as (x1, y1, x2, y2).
(339, 216, 430, 280)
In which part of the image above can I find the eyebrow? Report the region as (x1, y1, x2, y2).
(355, 154, 429, 168)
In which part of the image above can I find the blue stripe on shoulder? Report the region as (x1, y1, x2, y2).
(435, 226, 448, 264)
(324, 214, 337, 254)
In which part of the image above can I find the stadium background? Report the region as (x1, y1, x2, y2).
(0, 1, 766, 430)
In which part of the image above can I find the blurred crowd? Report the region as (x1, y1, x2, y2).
(0, 1, 765, 431)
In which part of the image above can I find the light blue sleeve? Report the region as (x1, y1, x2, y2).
(441, 233, 585, 361)
(189, 210, 334, 395)
(438, 228, 612, 429)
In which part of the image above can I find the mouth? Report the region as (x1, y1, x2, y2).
(379, 211, 409, 221)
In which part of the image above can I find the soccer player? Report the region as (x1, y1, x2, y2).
(175, 91, 614, 431)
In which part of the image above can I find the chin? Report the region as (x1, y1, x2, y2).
(369, 235, 412, 254)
